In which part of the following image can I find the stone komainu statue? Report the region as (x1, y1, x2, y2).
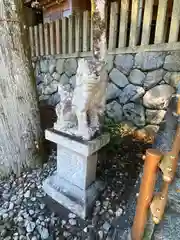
(55, 58, 108, 140)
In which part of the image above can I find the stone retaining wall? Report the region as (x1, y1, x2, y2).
(33, 51, 180, 132)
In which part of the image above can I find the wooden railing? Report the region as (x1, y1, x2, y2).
(131, 95, 180, 239)
(29, 0, 180, 58)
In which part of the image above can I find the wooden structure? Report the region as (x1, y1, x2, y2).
(24, 0, 91, 23)
(28, 0, 180, 58)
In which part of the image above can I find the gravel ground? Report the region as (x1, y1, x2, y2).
(0, 136, 150, 240)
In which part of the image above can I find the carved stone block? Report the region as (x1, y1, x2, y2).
(43, 129, 110, 219)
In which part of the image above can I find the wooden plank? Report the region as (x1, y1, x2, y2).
(29, 26, 35, 57)
(108, 2, 119, 50)
(83, 11, 90, 52)
(155, 0, 168, 44)
(38, 23, 44, 56)
(119, 0, 129, 48)
(169, 0, 180, 43)
(62, 17, 67, 54)
(129, 0, 139, 47)
(141, 0, 154, 45)
(49, 21, 55, 55)
(75, 13, 81, 53)
(68, 15, 75, 54)
(55, 19, 61, 54)
(108, 42, 180, 54)
(44, 23, 50, 55)
(34, 25, 39, 56)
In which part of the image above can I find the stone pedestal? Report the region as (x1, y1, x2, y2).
(43, 129, 110, 219)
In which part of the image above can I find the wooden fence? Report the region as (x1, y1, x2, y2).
(29, 0, 180, 58)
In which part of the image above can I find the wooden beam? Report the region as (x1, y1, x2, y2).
(83, 11, 90, 52)
(169, 0, 180, 43)
(34, 25, 39, 57)
(62, 17, 68, 54)
(108, 1, 119, 50)
(44, 23, 50, 55)
(38, 23, 44, 56)
(155, 0, 168, 44)
(119, 0, 129, 48)
(49, 21, 55, 55)
(141, 0, 154, 45)
(68, 15, 75, 54)
(55, 19, 61, 54)
(29, 26, 35, 57)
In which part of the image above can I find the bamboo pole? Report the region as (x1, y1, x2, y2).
(131, 149, 162, 240)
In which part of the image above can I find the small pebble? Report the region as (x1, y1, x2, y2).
(69, 218, 76, 226)
(24, 190, 31, 198)
(26, 221, 35, 233)
(68, 213, 76, 219)
(102, 222, 111, 232)
(116, 208, 123, 217)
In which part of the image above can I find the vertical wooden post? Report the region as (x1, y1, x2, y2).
(108, 2, 119, 50)
(118, 0, 129, 48)
(62, 17, 68, 54)
(55, 19, 61, 54)
(38, 23, 44, 56)
(131, 149, 162, 240)
(169, 0, 180, 43)
(49, 21, 55, 55)
(141, 0, 154, 45)
(29, 26, 35, 57)
(154, 0, 168, 44)
(75, 13, 81, 53)
(129, 0, 139, 47)
(83, 11, 90, 52)
(44, 23, 50, 56)
(68, 15, 75, 54)
(34, 25, 39, 57)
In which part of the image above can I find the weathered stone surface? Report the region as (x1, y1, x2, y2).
(109, 68, 129, 88)
(144, 69, 164, 89)
(36, 75, 43, 85)
(143, 84, 175, 109)
(56, 59, 65, 74)
(37, 83, 44, 96)
(69, 75, 76, 88)
(43, 73, 53, 85)
(60, 73, 69, 85)
(49, 59, 56, 74)
(146, 109, 166, 124)
(106, 101, 123, 122)
(164, 72, 180, 88)
(48, 92, 60, 106)
(135, 52, 165, 70)
(119, 84, 145, 104)
(144, 125, 159, 134)
(43, 82, 57, 95)
(114, 54, 134, 75)
(64, 59, 78, 77)
(164, 53, 180, 71)
(35, 61, 40, 76)
(52, 72, 61, 81)
(123, 103, 145, 127)
(40, 60, 49, 73)
(106, 82, 122, 101)
(105, 55, 114, 72)
(129, 69, 145, 86)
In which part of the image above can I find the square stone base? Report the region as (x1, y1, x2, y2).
(43, 172, 105, 219)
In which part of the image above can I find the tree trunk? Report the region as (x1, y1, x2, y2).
(0, 0, 42, 177)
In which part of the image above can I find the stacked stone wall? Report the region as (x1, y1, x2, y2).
(33, 51, 180, 132)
